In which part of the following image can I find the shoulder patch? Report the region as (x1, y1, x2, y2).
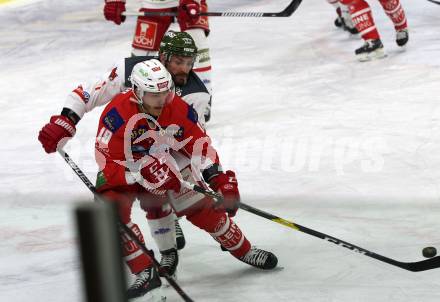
(102, 107, 125, 133)
(187, 104, 198, 124)
(95, 171, 107, 189)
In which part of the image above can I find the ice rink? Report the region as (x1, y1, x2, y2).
(1, 0, 440, 301)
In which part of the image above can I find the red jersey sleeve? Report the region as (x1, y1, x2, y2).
(95, 102, 130, 188)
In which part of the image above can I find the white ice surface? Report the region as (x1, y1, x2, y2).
(1, 0, 440, 301)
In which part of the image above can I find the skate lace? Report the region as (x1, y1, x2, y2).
(175, 221, 184, 238)
(160, 252, 176, 268)
(241, 248, 269, 267)
(130, 269, 151, 289)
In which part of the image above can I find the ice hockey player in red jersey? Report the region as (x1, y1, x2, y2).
(339, 0, 409, 61)
(103, 0, 213, 120)
(94, 59, 278, 299)
(38, 31, 211, 276)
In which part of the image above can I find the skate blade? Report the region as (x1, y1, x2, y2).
(130, 286, 166, 302)
(357, 49, 387, 62)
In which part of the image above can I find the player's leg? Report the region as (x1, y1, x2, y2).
(185, 199, 278, 269)
(378, 0, 409, 46)
(141, 201, 180, 278)
(341, 0, 385, 61)
(98, 188, 163, 300)
(340, 2, 358, 34)
(327, 0, 345, 29)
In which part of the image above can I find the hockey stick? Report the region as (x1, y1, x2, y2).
(122, 0, 302, 17)
(427, 0, 440, 5)
(180, 183, 440, 272)
(57, 149, 194, 302)
(239, 202, 440, 272)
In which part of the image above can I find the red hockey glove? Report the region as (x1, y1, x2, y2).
(104, 0, 126, 25)
(140, 156, 181, 194)
(209, 170, 240, 217)
(38, 115, 76, 153)
(178, 0, 201, 22)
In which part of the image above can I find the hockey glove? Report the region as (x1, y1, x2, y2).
(209, 170, 240, 217)
(178, 0, 201, 21)
(140, 156, 181, 194)
(104, 0, 126, 25)
(38, 115, 76, 153)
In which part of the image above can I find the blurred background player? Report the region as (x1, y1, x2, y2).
(327, 0, 358, 34)
(103, 0, 213, 121)
(339, 0, 409, 61)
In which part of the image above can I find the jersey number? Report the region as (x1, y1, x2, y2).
(97, 127, 113, 145)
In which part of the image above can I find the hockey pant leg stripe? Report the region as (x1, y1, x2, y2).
(350, 7, 371, 18)
(359, 25, 377, 37)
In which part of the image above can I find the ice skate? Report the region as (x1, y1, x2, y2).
(396, 28, 409, 47)
(238, 246, 278, 270)
(127, 266, 165, 301)
(159, 248, 178, 278)
(355, 39, 386, 62)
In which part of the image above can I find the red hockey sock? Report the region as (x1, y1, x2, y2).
(121, 222, 153, 274)
(187, 205, 251, 258)
(378, 0, 407, 31)
(348, 0, 380, 41)
(210, 216, 251, 258)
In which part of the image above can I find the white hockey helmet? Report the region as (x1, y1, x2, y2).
(130, 59, 175, 105)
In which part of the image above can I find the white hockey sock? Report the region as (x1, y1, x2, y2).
(147, 211, 176, 252)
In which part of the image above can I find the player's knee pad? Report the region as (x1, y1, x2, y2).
(132, 8, 174, 53)
(177, 0, 209, 33)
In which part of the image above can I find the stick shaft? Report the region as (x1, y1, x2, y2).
(122, 0, 302, 18)
(238, 202, 440, 272)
